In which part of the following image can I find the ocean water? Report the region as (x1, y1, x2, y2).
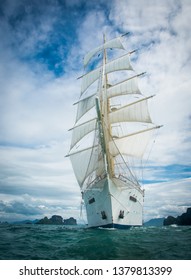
(0, 224, 190, 260)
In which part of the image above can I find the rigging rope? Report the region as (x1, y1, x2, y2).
(141, 127, 160, 185)
(103, 118, 139, 186)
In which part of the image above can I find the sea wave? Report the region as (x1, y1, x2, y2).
(0, 224, 190, 260)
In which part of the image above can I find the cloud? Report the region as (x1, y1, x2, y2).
(0, 68, 78, 146)
(0, 193, 81, 222)
(0, 0, 85, 222)
(109, 0, 181, 33)
(0, 200, 42, 216)
(110, 0, 191, 168)
(144, 178, 191, 221)
(0, 143, 79, 197)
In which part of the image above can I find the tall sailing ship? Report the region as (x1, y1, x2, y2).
(67, 33, 161, 228)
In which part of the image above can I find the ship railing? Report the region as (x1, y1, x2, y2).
(115, 174, 143, 192)
(86, 174, 107, 190)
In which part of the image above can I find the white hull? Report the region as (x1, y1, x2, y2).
(83, 176, 144, 229)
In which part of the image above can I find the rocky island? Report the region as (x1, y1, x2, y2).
(36, 215, 77, 225)
(163, 207, 191, 226)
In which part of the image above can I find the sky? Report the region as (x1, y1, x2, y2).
(0, 0, 191, 223)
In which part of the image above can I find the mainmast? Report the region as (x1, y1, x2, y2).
(100, 34, 114, 177)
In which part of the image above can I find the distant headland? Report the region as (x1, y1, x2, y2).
(163, 208, 191, 226)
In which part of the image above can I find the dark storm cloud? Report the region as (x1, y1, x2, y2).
(0, 200, 42, 215)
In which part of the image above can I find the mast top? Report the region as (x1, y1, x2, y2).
(103, 33, 106, 44)
(83, 34, 124, 67)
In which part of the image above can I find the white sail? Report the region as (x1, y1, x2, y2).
(69, 145, 104, 187)
(107, 76, 141, 98)
(75, 75, 142, 123)
(81, 53, 133, 94)
(75, 94, 96, 122)
(109, 128, 156, 158)
(81, 68, 100, 95)
(84, 37, 124, 66)
(105, 53, 133, 74)
(70, 118, 97, 149)
(109, 97, 152, 124)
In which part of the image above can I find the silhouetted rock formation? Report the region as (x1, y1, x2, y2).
(63, 217, 77, 225)
(37, 215, 77, 225)
(163, 208, 191, 226)
(50, 215, 63, 224)
(37, 216, 52, 224)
